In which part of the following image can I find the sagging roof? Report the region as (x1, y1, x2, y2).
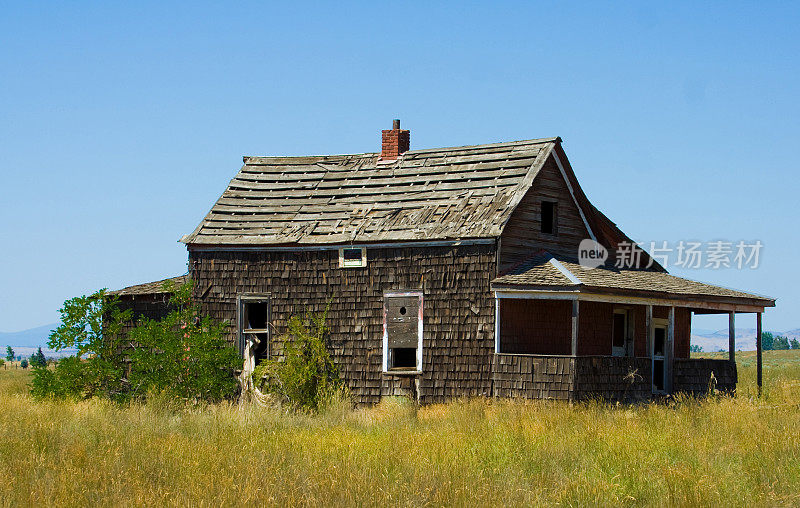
(182, 138, 559, 246)
(108, 275, 188, 296)
(492, 252, 775, 309)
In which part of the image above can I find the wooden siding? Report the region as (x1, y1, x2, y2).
(673, 358, 736, 394)
(499, 299, 572, 355)
(577, 301, 614, 356)
(499, 155, 592, 270)
(674, 308, 691, 359)
(189, 244, 497, 405)
(574, 357, 651, 402)
(115, 294, 174, 338)
(492, 355, 574, 400)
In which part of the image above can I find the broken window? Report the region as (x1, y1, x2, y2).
(383, 292, 422, 371)
(541, 201, 557, 235)
(238, 295, 270, 365)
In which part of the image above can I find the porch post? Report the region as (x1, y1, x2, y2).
(756, 311, 763, 396)
(494, 297, 500, 353)
(571, 299, 579, 356)
(728, 312, 736, 365)
(666, 307, 675, 393)
(645, 305, 653, 357)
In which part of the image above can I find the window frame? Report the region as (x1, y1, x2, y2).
(651, 318, 669, 394)
(611, 308, 634, 357)
(338, 247, 367, 268)
(236, 293, 271, 360)
(382, 290, 424, 373)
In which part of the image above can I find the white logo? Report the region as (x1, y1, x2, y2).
(578, 239, 608, 269)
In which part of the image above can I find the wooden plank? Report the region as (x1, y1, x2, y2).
(756, 312, 762, 395)
(728, 312, 736, 365)
(571, 300, 579, 356)
(646, 305, 653, 357)
(237, 158, 534, 181)
(226, 175, 521, 193)
(666, 307, 675, 393)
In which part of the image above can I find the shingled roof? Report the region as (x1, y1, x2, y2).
(182, 138, 560, 246)
(492, 252, 775, 307)
(108, 275, 188, 296)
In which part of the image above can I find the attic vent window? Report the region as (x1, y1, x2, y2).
(339, 247, 367, 268)
(541, 201, 558, 235)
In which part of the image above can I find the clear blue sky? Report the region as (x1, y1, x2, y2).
(1, 1, 798, 333)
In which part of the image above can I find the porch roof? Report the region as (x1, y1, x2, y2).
(108, 275, 188, 296)
(491, 252, 775, 312)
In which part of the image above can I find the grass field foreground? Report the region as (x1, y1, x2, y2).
(1, 351, 799, 506)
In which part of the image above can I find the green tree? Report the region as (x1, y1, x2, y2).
(258, 307, 345, 412)
(5, 346, 13, 362)
(29, 347, 47, 368)
(126, 281, 240, 404)
(20, 358, 28, 369)
(790, 338, 800, 350)
(31, 282, 240, 404)
(690, 344, 703, 353)
(30, 289, 132, 401)
(761, 331, 774, 350)
(773, 335, 790, 350)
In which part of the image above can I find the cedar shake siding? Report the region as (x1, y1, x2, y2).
(108, 275, 188, 338)
(189, 244, 497, 405)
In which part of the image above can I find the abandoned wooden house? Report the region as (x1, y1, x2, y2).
(114, 120, 775, 404)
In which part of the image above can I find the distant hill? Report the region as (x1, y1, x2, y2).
(691, 328, 800, 352)
(0, 323, 75, 359)
(0, 323, 59, 348)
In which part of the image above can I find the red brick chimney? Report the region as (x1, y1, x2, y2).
(381, 119, 410, 160)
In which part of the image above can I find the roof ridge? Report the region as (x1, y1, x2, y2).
(242, 137, 559, 162)
(548, 257, 582, 285)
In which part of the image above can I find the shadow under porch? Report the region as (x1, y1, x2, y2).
(491, 297, 738, 401)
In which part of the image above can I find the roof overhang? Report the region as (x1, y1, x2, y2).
(492, 285, 775, 314)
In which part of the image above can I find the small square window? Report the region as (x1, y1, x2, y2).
(339, 247, 367, 268)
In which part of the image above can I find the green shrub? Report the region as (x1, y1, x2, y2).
(30, 356, 90, 399)
(259, 308, 346, 412)
(31, 289, 132, 401)
(126, 281, 240, 404)
(31, 281, 241, 404)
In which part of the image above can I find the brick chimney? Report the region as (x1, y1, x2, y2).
(381, 119, 410, 160)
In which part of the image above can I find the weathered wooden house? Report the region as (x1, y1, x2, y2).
(116, 121, 775, 404)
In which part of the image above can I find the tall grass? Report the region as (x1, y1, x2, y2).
(1, 352, 799, 506)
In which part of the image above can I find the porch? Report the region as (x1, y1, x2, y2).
(491, 354, 737, 401)
(490, 253, 775, 401)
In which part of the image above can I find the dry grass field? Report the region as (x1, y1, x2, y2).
(1, 351, 799, 506)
